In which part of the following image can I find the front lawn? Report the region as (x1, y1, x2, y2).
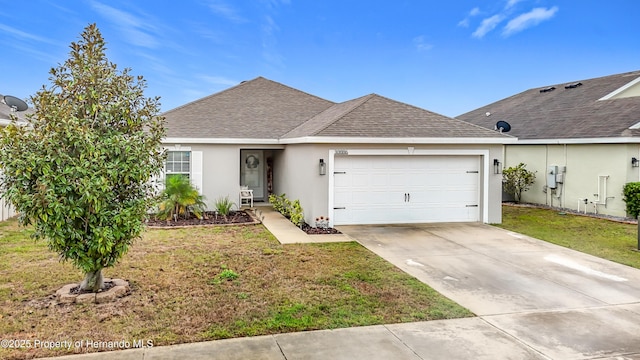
(0, 219, 472, 359)
(497, 205, 640, 268)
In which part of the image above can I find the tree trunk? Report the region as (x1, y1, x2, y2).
(79, 268, 104, 292)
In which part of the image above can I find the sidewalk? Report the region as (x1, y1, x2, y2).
(44, 317, 542, 360)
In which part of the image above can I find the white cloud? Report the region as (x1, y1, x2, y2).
(0, 23, 55, 44)
(261, 15, 285, 68)
(90, 1, 160, 48)
(472, 14, 504, 38)
(205, 0, 247, 23)
(505, 0, 524, 9)
(458, 7, 481, 28)
(503, 6, 559, 36)
(412, 36, 433, 52)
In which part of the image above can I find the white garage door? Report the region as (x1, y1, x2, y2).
(332, 155, 480, 225)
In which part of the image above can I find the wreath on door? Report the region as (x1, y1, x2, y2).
(245, 155, 259, 169)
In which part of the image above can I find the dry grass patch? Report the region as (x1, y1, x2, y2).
(0, 219, 472, 359)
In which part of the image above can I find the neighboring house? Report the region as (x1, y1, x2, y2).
(162, 77, 514, 226)
(457, 70, 640, 218)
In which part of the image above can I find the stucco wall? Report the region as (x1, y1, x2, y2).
(167, 144, 240, 209)
(278, 143, 505, 225)
(163, 142, 505, 224)
(504, 143, 640, 217)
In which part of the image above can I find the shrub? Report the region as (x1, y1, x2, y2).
(215, 196, 235, 216)
(502, 163, 536, 203)
(157, 175, 207, 221)
(268, 193, 288, 215)
(623, 182, 640, 218)
(269, 193, 304, 228)
(289, 200, 304, 227)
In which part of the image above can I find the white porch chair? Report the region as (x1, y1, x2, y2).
(239, 186, 254, 208)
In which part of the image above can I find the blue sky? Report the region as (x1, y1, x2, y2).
(0, 1, 638, 117)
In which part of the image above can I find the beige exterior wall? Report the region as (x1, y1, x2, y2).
(163, 143, 240, 209)
(278, 143, 505, 225)
(163, 142, 505, 225)
(504, 143, 640, 217)
(163, 143, 287, 210)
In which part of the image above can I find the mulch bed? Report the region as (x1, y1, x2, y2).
(301, 222, 341, 235)
(146, 211, 255, 227)
(146, 210, 341, 234)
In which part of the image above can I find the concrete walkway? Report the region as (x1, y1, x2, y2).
(255, 206, 352, 244)
(42, 213, 640, 359)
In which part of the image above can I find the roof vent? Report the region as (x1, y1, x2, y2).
(564, 82, 582, 89)
(539, 86, 556, 93)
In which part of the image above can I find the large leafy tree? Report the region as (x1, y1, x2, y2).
(0, 24, 166, 292)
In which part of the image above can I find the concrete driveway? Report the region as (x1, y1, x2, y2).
(338, 222, 640, 360)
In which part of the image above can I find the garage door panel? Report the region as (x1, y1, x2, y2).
(333, 155, 480, 225)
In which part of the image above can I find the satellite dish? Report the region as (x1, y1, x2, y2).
(495, 120, 511, 133)
(2, 95, 28, 112)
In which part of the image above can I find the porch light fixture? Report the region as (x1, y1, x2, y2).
(493, 159, 501, 174)
(632, 157, 640, 168)
(319, 159, 326, 175)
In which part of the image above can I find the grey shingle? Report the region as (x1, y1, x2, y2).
(164, 77, 510, 140)
(162, 77, 334, 138)
(457, 71, 640, 139)
(286, 94, 508, 138)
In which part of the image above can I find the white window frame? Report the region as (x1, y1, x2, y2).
(162, 146, 203, 194)
(166, 150, 192, 179)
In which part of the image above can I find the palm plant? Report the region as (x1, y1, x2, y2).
(156, 175, 207, 221)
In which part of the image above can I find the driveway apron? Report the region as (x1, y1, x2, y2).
(337, 223, 640, 360)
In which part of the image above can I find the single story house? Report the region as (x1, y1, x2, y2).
(457, 70, 640, 218)
(162, 77, 515, 226)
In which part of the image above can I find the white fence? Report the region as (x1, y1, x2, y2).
(0, 196, 16, 221)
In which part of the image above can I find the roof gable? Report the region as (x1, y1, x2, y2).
(285, 93, 508, 139)
(162, 77, 334, 139)
(457, 71, 640, 140)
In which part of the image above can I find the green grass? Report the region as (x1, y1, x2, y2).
(496, 205, 640, 268)
(0, 218, 472, 360)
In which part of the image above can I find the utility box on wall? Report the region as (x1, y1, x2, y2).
(547, 165, 558, 189)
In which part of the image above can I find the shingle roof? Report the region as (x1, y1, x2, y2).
(284, 94, 508, 138)
(162, 77, 334, 138)
(457, 71, 640, 140)
(164, 77, 510, 141)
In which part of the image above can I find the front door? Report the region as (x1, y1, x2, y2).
(240, 150, 265, 200)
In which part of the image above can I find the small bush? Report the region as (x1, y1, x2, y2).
(502, 163, 536, 203)
(269, 193, 304, 228)
(268, 193, 288, 215)
(157, 175, 207, 221)
(289, 200, 304, 227)
(215, 196, 235, 216)
(623, 182, 640, 218)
